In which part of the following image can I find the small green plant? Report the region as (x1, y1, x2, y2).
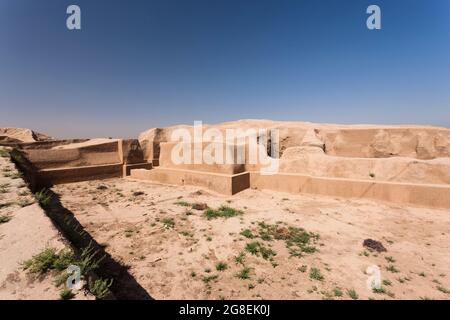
(347, 289, 359, 300)
(60, 288, 74, 300)
(245, 241, 276, 260)
(383, 279, 392, 286)
(162, 218, 175, 228)
(202, 275, 218, 284)
(204, 205, 243, 220)
(372, 286, 386, 294)
(309, 268, 324, 281)
(216, 262, 228, 271)
(386, 265, 399, 273)
(256, 222, 319, 257)
(34, 188, 52, 206)
(0, 215, 12, 224)
(248, 283, 255, 290)
(174, 200, 190, 207)
(333, 287, 343, 297)
(235, 252, 246, 265)
(385, 256, 396, 263)
(190, 271, 197, 277)
(23, 248, 74, 274)
(360, 250, 369, 257)
(78, 245, 103, 275)
(23, 248, 60, 273)
(89, 278, 113, 299)
(236, 267, 251, 279)
(240, 229, 255, 239)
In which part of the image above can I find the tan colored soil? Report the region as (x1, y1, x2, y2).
(52, 177, 450, 300)
(0, 148, 90, 300)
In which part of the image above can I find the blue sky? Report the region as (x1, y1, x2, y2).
(1, 0, 449, 138)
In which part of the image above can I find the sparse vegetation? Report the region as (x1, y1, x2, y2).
(89, 278, 113, 299)
(34, 188, 52, 206)
(240, 229, 255, 239)
(372, 286, 386, 294)
(216, 262, 228, 271)
(386, 264, 400, 273)
(255, 222, 319, 257)
(174, 200, 190, 207)
(162, 217, 175, 228)
(204, 205, 243, 220)
(347, 289, 359, 300)
(23, 248, 74, 274)
(236, 267, 251, 279)
(309, 267, 324, 281)
(59, 288, 74, 300)
(202, 275, 218, 284)
(333, 287, 343, 297)
(245, 241, 276, 260)
(383, 279, 392, 286)
(234, 252, 246, 265)
(385, 256, 396, 263)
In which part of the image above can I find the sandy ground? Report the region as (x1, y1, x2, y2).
(0, 149, 89, 300)
(52, 177, 450, 300)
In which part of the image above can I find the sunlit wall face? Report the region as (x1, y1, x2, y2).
(1, 0, 449, 138)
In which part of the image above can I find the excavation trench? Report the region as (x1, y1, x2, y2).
(10, 149, 152, 300)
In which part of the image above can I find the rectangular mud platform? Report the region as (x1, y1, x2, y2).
(129, 167, 250, 195)
(250, 172, 450, 209)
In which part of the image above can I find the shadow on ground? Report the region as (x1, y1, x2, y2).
(43, 189, 153, 300)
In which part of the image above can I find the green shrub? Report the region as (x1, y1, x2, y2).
(236, 267, 251, 279)
(89, 278, 113, 299)
(245, 241, 276, 260)
(34, 188, 52, 206)
(60, 288, 74, 300)
(216, 262, 228, 271)
(204, 205, 243, 220)
(309, 267, 324, 281)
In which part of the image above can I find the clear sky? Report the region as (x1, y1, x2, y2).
(1, 0, 449, 138)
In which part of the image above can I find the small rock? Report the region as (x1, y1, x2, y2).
(363, 239, 387, 252)
(192, 202, 208, 210)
